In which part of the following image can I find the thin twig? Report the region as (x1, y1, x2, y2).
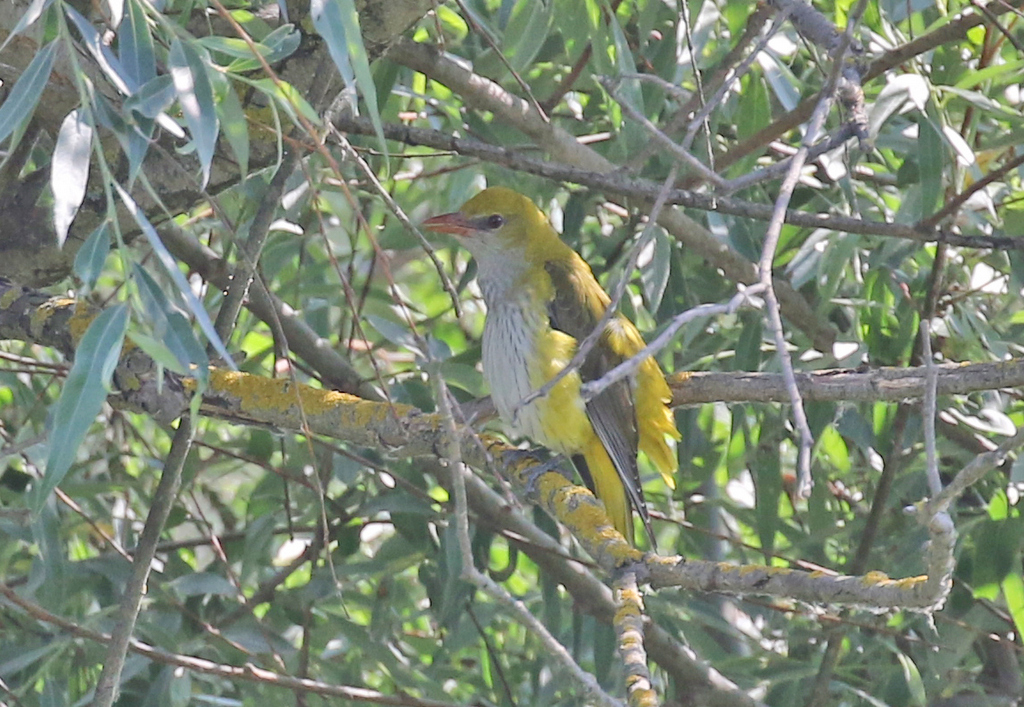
(721, 123, 859, 193)
(683, 3, 794, 153)
(714, 2, 992, 176)
(582, 285, 766, 402)
(969, 0, 1024, 54)
(213, 149, 301, 342)
(919, 151, 1024, 230)
(452, 0, 549, 122)
(677, 0, 714, 169)
(755, 0, 865, 498)
(331, 114, 1023, 251)
(0, 582, 463, 707)
(92, 418, 195, 707)
(925, 427, 1024, 518)
(920, 321, 942, 496)
(603, 77, 726, 188)
(429, 364, 623, 707)
(330, 129, 463, 318)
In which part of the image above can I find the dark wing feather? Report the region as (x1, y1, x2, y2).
(544, 259, 654, 543)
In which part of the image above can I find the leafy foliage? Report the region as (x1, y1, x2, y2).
(1, 0, 1023, 705)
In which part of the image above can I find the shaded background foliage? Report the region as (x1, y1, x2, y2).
(0, 0, 1023, 705)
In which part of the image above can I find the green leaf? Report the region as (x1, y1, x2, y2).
(132, 263, 210, 379)
(32, 304, 128, 511)
(171, 572, 238, 597)
(0, 40, 57, 147)
(1002, 572, 1024, 643)
(0, 0, 54, 53)
(895, 652, 927, 707)
(222, 24, 300, 73)
(310, 0, 387, 162)
(169, 38, 219, 187)
(119, 0, 156, 86)
(917, 116, 944, 219)
(124, 75, 176, 119)
(640, 227, 671, 314)
(73, 219, 111, 289)
(216, 78, 250, 179)
(365, 314, 420, 354)
(754, 436, 782, 555)
(65, 5, 134, 94)
(51, 109, 94, 247)
(593, 619, 617, 689)
(503, 0, 553, 73)
(734, 314, 763, 371)
(244, 77, 321, 126)
(114, 183, 235, 369)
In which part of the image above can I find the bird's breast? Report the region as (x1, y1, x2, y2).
(482, 299, 590, 454)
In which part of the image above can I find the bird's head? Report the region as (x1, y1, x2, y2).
(422, 187, 563, 268)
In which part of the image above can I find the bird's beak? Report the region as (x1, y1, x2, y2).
(422, 212, 475, 237)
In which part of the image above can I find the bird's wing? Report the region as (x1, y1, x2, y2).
(544, 259, 653, 543)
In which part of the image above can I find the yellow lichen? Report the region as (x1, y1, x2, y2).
(30, 298, 75, 337)
(208, 369, 360, 414)
(68, 303, 96, 343)
(0, 285, 21, 308)
(862, 570, 891, 586)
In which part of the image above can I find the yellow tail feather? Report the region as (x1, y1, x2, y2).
(584, 438, 633, 545)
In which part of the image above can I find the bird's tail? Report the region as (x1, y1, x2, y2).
(581, 438, 635, 546)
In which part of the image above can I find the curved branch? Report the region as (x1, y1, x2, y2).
(335, 115, 1021, 251)
(668, 359, 1024, 406)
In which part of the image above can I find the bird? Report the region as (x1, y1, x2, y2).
(422, 186, 680, 546)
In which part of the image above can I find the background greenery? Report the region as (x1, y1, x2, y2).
(0, 0, 1022, 705)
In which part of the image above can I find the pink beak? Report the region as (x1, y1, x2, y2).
(421, 212, 475, 237)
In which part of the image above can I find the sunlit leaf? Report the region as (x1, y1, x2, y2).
(65, 5, 135, 94)
(51, 109, 94, 247)
(169, 38, 219, 187)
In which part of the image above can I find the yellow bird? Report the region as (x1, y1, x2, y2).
(423, 187, 679, 545)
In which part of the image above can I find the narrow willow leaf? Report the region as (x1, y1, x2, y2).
(217, 78, 250, 178)
(74, 220, 111, 289)
(114, 183, 235, 369)
(0, 0, 55, 52)
(132, 262, 209, 378)
(169, 38, 219, 187)
(311, 0, 387, 161)
(119, 0, 156, 87)
(32, 304, 128, 511)
(504, 1, 553, 73)
(51, 109, 94, 247)
(65, 5, 134, 94)
(0, 40, 58, 146)
(640, 226, 671, 313)
(125, 75, 176, 119)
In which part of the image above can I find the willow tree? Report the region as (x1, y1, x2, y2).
(1, 0, 1022, 705)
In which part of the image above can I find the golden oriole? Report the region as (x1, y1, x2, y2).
(424, 187, 679, 545)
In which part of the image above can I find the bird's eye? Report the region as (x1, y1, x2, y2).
(486, 214, 505, 229)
